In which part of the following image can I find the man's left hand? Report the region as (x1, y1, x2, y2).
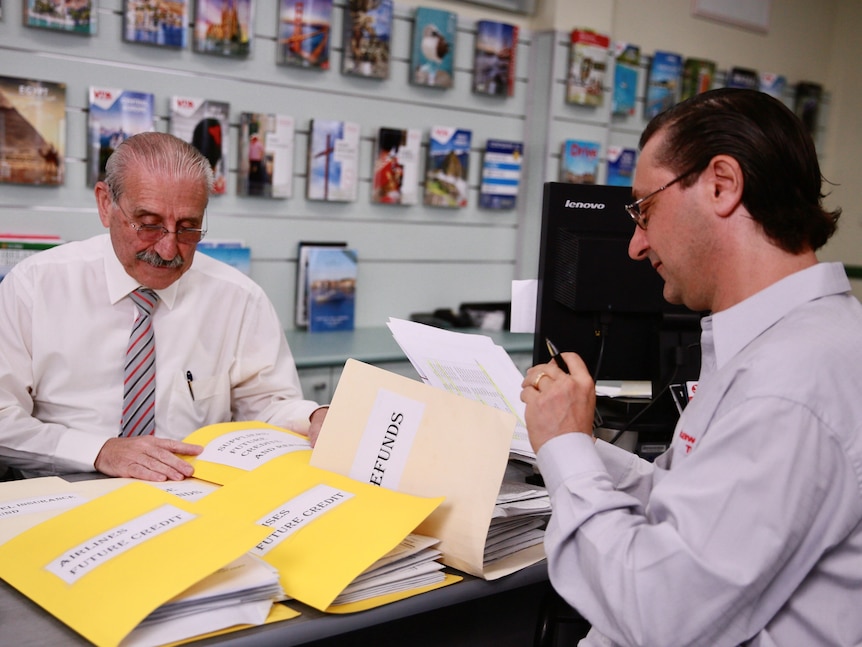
(307, 407, 328, 447)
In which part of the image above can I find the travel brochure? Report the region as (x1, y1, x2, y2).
(645, 50, 683, 119)
(410, 7, 457, 89)
(611, 42, 640, 117)
(472, 20, 518, 97)
(87, 86, 155, 187)
(0, 75, 66, 186)
(342, 0, 393, 79)
(294, 242, 358, 332)
(24, 0, 96, 34)
(566, 29, 609, 106)
(277, 0, 333, 69)
(169, 96, 230, 195)
(372, 127, 422, 205)
(192, 0, 253, 57)
(196, 240, 251, 275)
(306, 119, 360, 202)
(123, 0, 188, 48)
(0, 235, 64, 282)
(305, 246, 358, 332)
(479, 139, 523, 210)
(424, 126, 472, 208)
(559, 138, 600, 185)
(237, 112, 295, 199)
(681, 57, 716, 101)
(606, 146, 637, 187)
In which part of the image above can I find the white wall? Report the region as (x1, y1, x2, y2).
(0, 0, 536, 328)
(534, 0, 862, 298)
(3, 0, 860, 324)
(822, 0, 862, 277)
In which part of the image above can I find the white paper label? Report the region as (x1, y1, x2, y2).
(348, 388, 425, 489)
(197, 428, 310, 470)
(0, 493, 85, 519)
(45, 504, 194, 584)
(252, 484, 353, 556)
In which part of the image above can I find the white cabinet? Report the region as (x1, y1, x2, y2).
(299, 361, 421, 405)
(297, 367, 336, 405)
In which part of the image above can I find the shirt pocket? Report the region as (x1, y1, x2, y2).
(166, 370, 231, 433)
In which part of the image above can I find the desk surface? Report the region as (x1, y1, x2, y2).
(285, 326, 535, 369)
(1, 562, 549, 647)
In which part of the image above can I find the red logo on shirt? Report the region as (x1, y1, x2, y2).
(679, 431, 697, 454)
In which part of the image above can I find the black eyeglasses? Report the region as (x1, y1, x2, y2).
(625, 171, 693, 230)
(115, 201, 207, 245)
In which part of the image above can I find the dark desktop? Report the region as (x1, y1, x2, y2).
(532, 182, 703, 458)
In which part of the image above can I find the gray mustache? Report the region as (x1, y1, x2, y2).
(136, 249, 184, 268)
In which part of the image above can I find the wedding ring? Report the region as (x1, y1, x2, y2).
(533, 372, 549, 390)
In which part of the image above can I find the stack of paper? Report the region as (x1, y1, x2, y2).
(386, 317, 536, 464)
(122, 554, 287, 647)
(329, 534, 445, 607)
(486, 480, 550, 566)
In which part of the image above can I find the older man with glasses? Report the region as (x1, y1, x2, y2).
(521, 88, 862, 646)
(0, 132, 326, 481)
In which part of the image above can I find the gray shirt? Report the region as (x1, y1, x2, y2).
(538, 262, 862, 646)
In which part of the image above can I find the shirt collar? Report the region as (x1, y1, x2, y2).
(707, 262, 850, 370)
(101, 234, 180, 309)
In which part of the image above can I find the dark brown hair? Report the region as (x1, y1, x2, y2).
(640, 88, 840, 253)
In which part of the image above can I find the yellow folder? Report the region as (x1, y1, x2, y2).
(310, 359, 546, 579)
(180, 420, 312, 484)
(0, 481, 272, 647)
(193, 451, 445, 611)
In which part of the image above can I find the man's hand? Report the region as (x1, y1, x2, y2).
(307, 407, 328, 447)
(520, 352, 597, 453)
(94, 436, 204, 481)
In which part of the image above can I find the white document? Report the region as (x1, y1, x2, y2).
(386, 318, 535, 463)
(510, 279, 538, 333)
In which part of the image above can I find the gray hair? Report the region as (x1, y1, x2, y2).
(103, 131, 214, 202)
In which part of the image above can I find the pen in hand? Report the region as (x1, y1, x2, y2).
(545, 337, 602, 430)
(186, 370, 195, 401)
(545, 338, 569, 374)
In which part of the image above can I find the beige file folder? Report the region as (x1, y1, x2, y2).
(310, 359, 546, 579)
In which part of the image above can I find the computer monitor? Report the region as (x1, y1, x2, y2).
(532, 182, 702, 442)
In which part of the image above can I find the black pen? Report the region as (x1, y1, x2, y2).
(186, 370, 195, 401)
(545, 337, 602, 429)
(545, 337, 569, 374)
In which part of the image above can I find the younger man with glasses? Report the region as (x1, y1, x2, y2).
(521, 88, 862, 645)
(0, 132, 326, 481)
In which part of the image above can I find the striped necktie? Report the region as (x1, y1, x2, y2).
(121, 288, 159, 437)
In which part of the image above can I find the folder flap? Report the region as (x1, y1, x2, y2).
(0, 477, 145, 545)
(0, 481, 270, 647)
(311, 359, 518, 577)
(181, 421, 312, 485)
(194, 452, 443, 611)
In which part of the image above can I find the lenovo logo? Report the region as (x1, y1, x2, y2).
(564, 200, 605, 209)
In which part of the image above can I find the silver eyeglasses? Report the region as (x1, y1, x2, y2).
(625, 171, 692, 230)
(115, 201, 207, 245)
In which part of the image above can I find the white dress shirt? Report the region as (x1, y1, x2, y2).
(0, 234, 320, 476)
(538, 263, 862, 646)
